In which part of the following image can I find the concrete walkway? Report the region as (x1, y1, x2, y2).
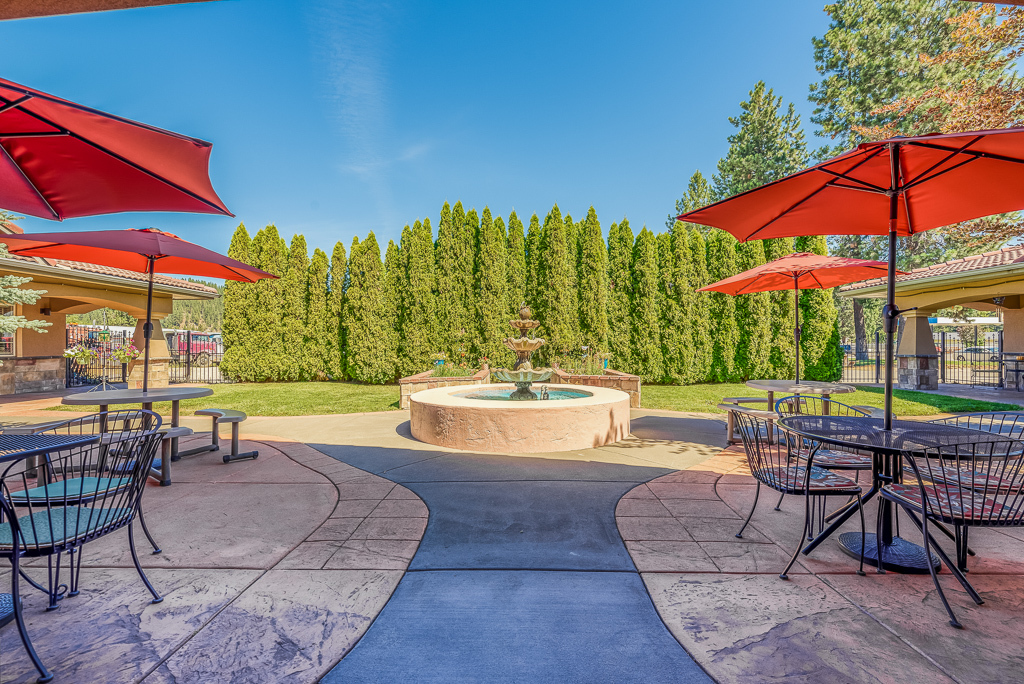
(283, 411, 724, 683)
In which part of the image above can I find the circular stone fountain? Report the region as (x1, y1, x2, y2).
(409, 305, 630, 453)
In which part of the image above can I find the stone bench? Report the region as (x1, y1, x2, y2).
(193, 408, 259, 463)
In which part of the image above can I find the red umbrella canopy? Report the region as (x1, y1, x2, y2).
(0, 228, 275, 282)
(0, 77, 232, 220)
(678, 127, 1024, 241)
(699, 253, 904, 295)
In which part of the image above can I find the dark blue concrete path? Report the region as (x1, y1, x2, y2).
(318, 414, 721, 683)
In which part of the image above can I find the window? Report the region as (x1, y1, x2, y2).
(0, 306, 14, 356)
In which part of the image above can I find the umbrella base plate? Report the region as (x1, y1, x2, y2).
(838, 532, 939, 574)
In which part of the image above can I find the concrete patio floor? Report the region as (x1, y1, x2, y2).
(0, 403, 1022, 683)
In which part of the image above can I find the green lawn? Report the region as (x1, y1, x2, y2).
(47, 382, 401, 417)
(643, 383, 1022, 416)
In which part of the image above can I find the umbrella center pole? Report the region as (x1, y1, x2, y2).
(142, 257, 155, 394)
(793, 278, 801, 384)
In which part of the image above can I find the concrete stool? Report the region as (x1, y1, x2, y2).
(720, 398, 771, 444)
(194, 409, 259, 463)
(153, 426, 194, 487)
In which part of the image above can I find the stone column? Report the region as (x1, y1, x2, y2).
(128, 317, 171, 389)
(896, 310, 939, 391)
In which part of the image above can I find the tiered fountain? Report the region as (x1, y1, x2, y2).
(408, 304, 631, 453)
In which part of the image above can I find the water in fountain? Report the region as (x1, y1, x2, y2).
(490, 304, 554, 400)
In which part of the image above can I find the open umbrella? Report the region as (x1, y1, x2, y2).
(699, 252, 902, 383)
(679, 127, 1024, 430)
(0, 228, 276, 392)
(0, 76, 232, 220)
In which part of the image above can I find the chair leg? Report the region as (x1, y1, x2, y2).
(10, 553, 54, 682)
(781, 490, 811, 580)
(128, 523, 163, 604)
(921, 513, 962, 629)
(876, 498, 886, 574)
(736, 481, 760, 539)
(137, 507, 162, 555)
(855, 496, 866, 576)
(67, 547, 84, 598)
(774, 491, 785, 511)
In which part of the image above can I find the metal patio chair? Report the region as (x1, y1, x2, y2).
(1, 428, 163, 682)
(884, 438, 1024, 628)
(733, 409, 866, 579)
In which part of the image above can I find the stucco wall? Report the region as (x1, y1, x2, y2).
(1004, 309, 1024, 354)
(16, 304, 65, 357)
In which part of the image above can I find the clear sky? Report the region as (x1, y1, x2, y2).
(0, 0, 832, 257)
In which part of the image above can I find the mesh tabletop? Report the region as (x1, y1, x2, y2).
(778, 415, 1016, 455)
(0, 433, 98, 463)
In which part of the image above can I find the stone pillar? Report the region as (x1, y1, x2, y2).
(128, 317, 171, 389)
(896, 310, 938, 391)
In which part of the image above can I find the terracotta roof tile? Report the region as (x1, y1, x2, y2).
(53, 260, 217, 294)
(842, 244, 1024, 293)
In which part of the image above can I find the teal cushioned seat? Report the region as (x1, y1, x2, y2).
(0, 506, 133, 549)
(6, 477, 131, 502)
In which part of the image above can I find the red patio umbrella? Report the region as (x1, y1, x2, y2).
(0, 76, 232, 220)
(679, 127, 1024, 430)
(0, 228, 276, 392)
(699, 252, 902, 382)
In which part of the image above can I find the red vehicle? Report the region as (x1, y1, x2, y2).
(164, 331, 221, 366)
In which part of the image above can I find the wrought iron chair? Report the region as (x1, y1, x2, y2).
(0, 428, 163, 682)
(3, 411, 161, 610)
(733, 409, 866, 579)
(884, 438, 1024, 628)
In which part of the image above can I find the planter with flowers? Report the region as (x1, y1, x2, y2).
(398, 353, 491, 409)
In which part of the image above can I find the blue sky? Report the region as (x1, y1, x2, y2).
(0, 0, 832, 257)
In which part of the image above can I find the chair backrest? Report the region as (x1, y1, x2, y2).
(928, 412, 1024, 441)
(733, 410, 802, 490)
(775, 395, 868, 418)
(0, 427, 162, 555)
(904, 439, 1024, 526)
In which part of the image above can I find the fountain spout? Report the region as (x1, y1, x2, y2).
(491, 303, 553, 400)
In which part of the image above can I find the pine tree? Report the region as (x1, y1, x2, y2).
(607, 219, 634, 371)
(686, 227, 714, 383)
(795, 235, 843, 381)
(304, 248, 331, 380)
(629, 227, 664, 383)
(525, 214, 542, 310)
(435, 201, 462, 360)
(577, 206, 609, 354)
(536, 204, 578, 365)
(706, 229, 740, 382)
(220, 223, 254, 380)
(249, 225, 287, 381)
(281, 234, 309, 381)
(344, 233, 396, 383)
(668, 170, 717, 231)
(506, 211, 527, 311)
(400, 219, 436, 376)
(329, 241, 348, 379)
(475, 207, 510, 366)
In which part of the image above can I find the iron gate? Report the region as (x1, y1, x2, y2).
(841, 328, 1004, 386)
(166, 330, 231, 384)
(65, 325, 130, 388)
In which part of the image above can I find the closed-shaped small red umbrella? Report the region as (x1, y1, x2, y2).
(0, 228, 276, 391)
(699, 252, 903, 382)
(0, 77, 232, 220)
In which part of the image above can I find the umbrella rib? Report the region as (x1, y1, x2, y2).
(816, 168, 888, 193)
(0, 143, 60, 220)
(0, 83, 211, 146)
(905, 140, 1024, 167)
(824, 181, 887, 195)
(0, 95, 32, 116)
(744, 184, 831, 241)
(902, 156, 978, 192)
(901, 136, 982, 188)
(4, 100, 231, 217)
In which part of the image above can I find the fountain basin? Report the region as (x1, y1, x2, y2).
(409, 383, 630, 453)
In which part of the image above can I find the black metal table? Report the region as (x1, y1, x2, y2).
(778, 415, 1014, 573)
(0, 433, 100, 629)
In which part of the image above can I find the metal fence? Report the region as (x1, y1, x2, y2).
(65, 325, 130, 388)
(841, 328, 1004, 387)
(165, 330, 231, 384)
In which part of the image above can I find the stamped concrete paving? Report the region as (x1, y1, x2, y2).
(296, 410, 723, 683)
(0, 430, 427, 683)
(623, 444, 1024, 684)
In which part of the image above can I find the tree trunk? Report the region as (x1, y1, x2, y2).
(853, 299, 868, 361)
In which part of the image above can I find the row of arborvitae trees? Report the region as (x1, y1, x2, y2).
(219, 200, 842, 384)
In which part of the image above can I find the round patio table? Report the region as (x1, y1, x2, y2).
(745, 379, 855, 414)
(62, 387, 212, 460)
(778, 414, 1014, 573)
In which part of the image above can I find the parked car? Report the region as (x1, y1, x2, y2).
(164, 331, 221, 366)
(956, 346, 999, 362)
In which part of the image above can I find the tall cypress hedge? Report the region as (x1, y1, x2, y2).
(706, 229, 740, 382)
(630, 228, 663, 383)
(795, 234, 843, 381)
(577, 206, 608, 355)
(344, 233, 396, 384)
(304, 248, 331, 380)
(506, 211, 527, 310)
(281, 234, 309, 381)
(606, 219, 634, 371)
(399, 219, 436, 376)
(220, 223, 255, 380)
(329, 241, 347, 379)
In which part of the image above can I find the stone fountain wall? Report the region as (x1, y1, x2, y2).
(398, 366, 491, 409)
